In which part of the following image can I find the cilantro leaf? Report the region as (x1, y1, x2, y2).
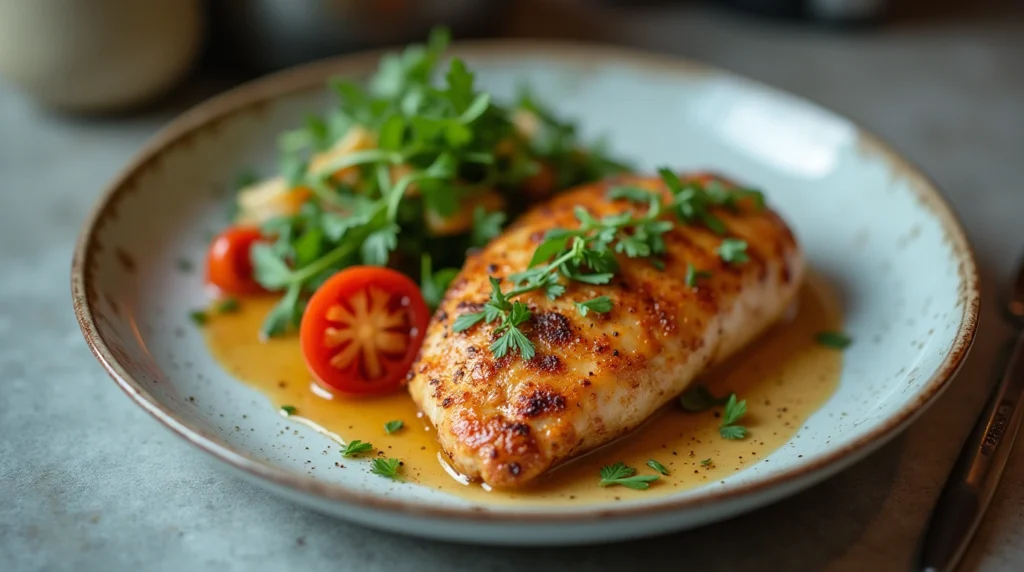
(576, 296, 613, 317)
(685, 264, 712, 288)
(718, 238, 750, 264)
(598, 462, 660, 490)
(341, 440, 373, 458)
(452, 311, 486, 332)
(371, 457, 404, 481)
(384, 420, 404, 434)
(720, 426, 748, 440)
(607, 185, 655, 203)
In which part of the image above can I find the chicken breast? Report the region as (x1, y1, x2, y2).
(407, 173, 804, 489)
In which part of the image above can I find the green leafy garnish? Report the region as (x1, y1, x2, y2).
(679, 385, 729, 413)
(719, 393, 749, 440)
(816, 331, 852, 349)
(384, 420, 404, 434)
(598, 462, 660, 490)
(420, 254, 459, 311)
(576, 296, 613, 317)
(235, 28, 631, 338)
(189, 310, 208, 326)
(646, 459, 669, 476)
(371, 457, 404, 481)
(280, 405, 297, 416)
(701, 458, 713, 468)
(607, 185, 655, 203)
(341, 440, 373, 458)
(216, 297, 240, 314)
(718, 239, 750, 264)
(685, 264, 712, 288)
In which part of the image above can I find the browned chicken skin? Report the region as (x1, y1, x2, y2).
(407, 173, 804, 489)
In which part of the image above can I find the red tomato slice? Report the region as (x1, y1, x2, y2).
(206, 226, 266, 296)
(300, 266, 430, 395)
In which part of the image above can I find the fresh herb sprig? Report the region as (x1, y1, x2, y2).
(719, 394, 749, 440)
(456, 169, 768, 361)
(453, 196, 673, 359)
(341, 440, 374, 458)
(371, 457, 404, 481)
(598, 462, 660, 490)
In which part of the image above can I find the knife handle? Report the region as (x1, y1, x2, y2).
(914, 332, 1024, 572)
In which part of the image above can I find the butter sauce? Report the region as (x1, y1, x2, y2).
(203, 272, 842, 504)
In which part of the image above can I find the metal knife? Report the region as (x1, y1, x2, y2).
(914, 257, 1024, 572)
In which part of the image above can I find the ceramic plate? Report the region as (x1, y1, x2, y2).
(72, 41, 979, 545)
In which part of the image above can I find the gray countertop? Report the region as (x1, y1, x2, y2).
(2, 3, 1023, 571)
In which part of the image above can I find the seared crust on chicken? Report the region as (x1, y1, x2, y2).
(407, 173, 804, 488)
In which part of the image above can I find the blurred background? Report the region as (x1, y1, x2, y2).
(2, 1, 1024, 571)
(0, 0, 1017, 114)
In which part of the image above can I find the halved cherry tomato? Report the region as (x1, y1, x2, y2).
(300, 266, 430, 395)
(206, 226, 266, 296)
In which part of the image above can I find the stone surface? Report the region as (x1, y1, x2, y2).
(2, 2, 1023, 571)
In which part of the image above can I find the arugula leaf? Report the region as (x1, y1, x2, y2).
(251, 244, 292, 290)
(470, 206, 506, 248)
(341, 440, 373, 458)
(598, 462, 660, 490)
(360, 224, 399, 266)
(576, 296, 613, 317)
(371, 457, 404, 481)
(816, 331, 852, 349)
(260, 284, 302, 339)
(384, 420, 404, 434)
(420, 254, 458, 311)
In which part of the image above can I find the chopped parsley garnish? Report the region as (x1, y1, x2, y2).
(216, 297, 240, 314)
(384, 420, 404, 434)
(457, 168, 765, 361)
(646, 459, 670, 476)
(341, 440, 373, 458)
(718, 238, 750, 264)
(280, 405, 297, 416)
(371, 457, 404, 481)
(576, 295, 613, 317)
(701, 458, 713, 468)
(816, 331, 852, 349)
(598, 462, 660, 490)
(685, 264, 712, 288)
(189, 310, 208, 326)
(719, 393, 749, 440)
(679, 385, 729, 413)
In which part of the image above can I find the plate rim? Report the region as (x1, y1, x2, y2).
(71, 38, 980, 523)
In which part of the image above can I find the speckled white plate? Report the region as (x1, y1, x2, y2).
(72, 41, 979, 545)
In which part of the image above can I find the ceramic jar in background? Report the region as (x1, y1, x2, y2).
(0, 0, 204, 113)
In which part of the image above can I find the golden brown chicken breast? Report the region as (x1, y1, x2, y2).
(407, 173, 804, 489)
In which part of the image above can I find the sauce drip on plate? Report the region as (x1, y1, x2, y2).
(202, 272, 843, 504)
